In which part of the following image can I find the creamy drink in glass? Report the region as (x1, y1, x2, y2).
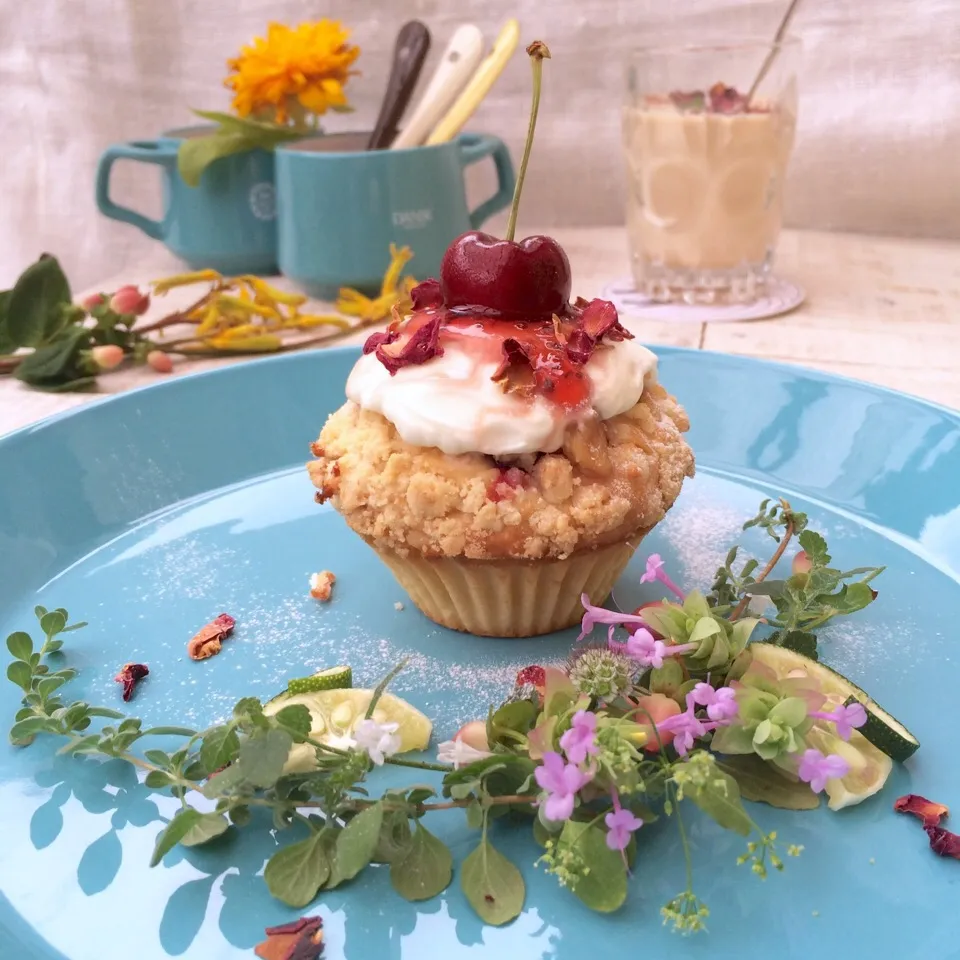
(623, 39, 799, 303)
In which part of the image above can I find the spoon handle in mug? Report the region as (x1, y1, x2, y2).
(390, 24, 485, 150)
(425, 18, 520, 146)
(367, 20, 432, 150)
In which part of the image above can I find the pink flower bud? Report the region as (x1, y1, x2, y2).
(109, 285, 150, 317)
(80, 293, 106, 311)
(90, 344, 125, 370)
(792, 550, 812, 575)
(146, 350, 173, 374)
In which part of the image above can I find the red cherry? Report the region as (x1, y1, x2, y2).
(439, 231, 572, 319)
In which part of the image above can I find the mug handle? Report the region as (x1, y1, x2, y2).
(95, 141, 178, 241)
(458, 133, 516, 229)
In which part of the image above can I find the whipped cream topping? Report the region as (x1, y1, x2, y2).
(345, 335, 658, 456)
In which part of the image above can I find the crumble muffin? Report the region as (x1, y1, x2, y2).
(307, 275, 694, 637)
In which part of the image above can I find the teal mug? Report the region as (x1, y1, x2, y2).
(95, 125, 278, 274)
(274, 132, 515, 298)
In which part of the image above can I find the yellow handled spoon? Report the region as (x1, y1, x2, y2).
(424, 18, 520, 145)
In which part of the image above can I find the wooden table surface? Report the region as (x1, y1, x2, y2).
(1, 226, 958, 437)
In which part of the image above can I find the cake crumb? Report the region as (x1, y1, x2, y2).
(394, 601, 405, 611)
(309, 570, 336, 602)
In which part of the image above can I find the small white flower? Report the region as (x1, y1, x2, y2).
(353, 718, 401, 765)
(437, 737, 492, 769)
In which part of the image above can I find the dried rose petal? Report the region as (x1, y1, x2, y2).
(410, 278, 443, 310)
(580, 298, 632, 343)
(669, 90, 707, 112)
(516, 665, 546, 688)
(925, 825, 960, 860)
(708, 82, 748, 114)
(895, 794, 950, 827)
(492, 337, 535, 381)
(363, 328, 398, 355)
(114, 662, 149, 702)
(188, 613, 236, 661)
(255, 915, 324, 960)
(376, 317, 444, 375)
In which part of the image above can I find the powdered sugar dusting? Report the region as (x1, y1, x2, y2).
(659, 493, 746, 589)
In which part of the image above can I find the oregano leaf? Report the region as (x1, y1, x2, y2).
(237, 728, 292, 788)
(333, 802, 383, 883)
(681, 768, 752, 837)
(264, 833, 330, 908)
(273, 704, 312, 742)
(199, 725, 240, 774)
(181, 811, 230, 847)
(390, 824, 452, 901)
(373, 810, 412, 864)
(150, 808, 203, 866)
(39, 610, 67, 637)
(144, 770, 175, 790)
(6, 660, 32, 692)
(6, 631, 32, 661)
(558, 821, 626, 913)
(460, 837, 525, 925)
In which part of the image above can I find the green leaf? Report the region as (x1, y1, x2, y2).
(199, 725, 240, 773)
(264, 833, 330, 908)
(826, 582, 876, 616)
(465, 799, 484, 830)
(488, 700, 537, 745)
(649, 659, 684, 697)
(798, 529, 830, 566)
(768, 697, 808, 728)
(558, 820, 626, 912)
(144, 748, 172, 766)
(229, 804, 251, 827)
(5, 255, 72, 348)
(779, 630, 818, 659)
(273, 704, 312, 741)
(681, 768, 753, 837)
(390, 824, 453, 901)
(176, 118, 301, 189)
(0, 289, 13, 353)
(333, 802, 383, 883)
(742, 580, 787, 598)
(181, 811, 230, 847)
(60, 620, 88, 633)
(9, 716, 51, 745)
(365, 658, 408, 719)
(461, 837, 525, 926)
(39, 610, 67, 637)
(233, 697, 264, 722)
(373, 810, 413, 864)
(150, 808, 203, 866)
(7, 660, 32, 691)
(141, 725, 198, 737)
(237, 728, 292, 787)
(718, 756, 820, 810)
(405, 786, 436, 806)
(688, 616, 722, 646)
(6, 631, 32, 661)
(201, 762, 249, 798)
(36, 675, 67, 698)
(144, 770, 174, 789)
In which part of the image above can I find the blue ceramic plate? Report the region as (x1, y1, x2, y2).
(1, 347, 959, 960)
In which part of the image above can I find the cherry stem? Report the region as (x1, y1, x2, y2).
(504, 41, 551, 243)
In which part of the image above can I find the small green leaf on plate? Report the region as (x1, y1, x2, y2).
(181, 811, 230, 847)
(6, 631, 32, 661)
(390, 824, 452, 901)
(264, 832, 330, 908)
(461, 837, 525, 925)
(150, 808, 203, 866)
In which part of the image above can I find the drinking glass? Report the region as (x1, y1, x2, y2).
(622, 38, 800, 303)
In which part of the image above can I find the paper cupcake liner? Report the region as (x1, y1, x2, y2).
(369, 534, 646, 638)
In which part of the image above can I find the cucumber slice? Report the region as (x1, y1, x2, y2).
(286, 665, 352, 695)
(843, 694, 919, 763)
(748, 642, 919, 762)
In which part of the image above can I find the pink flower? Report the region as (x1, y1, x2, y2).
(810, 702, 867, 741)
(639, 554, 685, 601)
(534, 751, 592, 822)
(578, 593, 649, 642)
(625, 628, 667, 668)
(657, 707, 708, 756)
(690, 682, 739, 722)
(90, 344, 125, 371)
(559, 710, 599, 765)
(604, 792, 644, 851)
(797, 748, 850, 793)
(109, 285, 150, 316)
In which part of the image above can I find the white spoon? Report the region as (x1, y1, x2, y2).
(390, 25, 485, 150)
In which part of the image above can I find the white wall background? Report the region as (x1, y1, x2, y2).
(2, 0, 959, 290)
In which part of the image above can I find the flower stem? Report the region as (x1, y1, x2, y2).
(730, 497, 796, 620)
(504, 41, 551, 243)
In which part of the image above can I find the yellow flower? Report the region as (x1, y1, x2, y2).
(225, 20, 360, 125)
